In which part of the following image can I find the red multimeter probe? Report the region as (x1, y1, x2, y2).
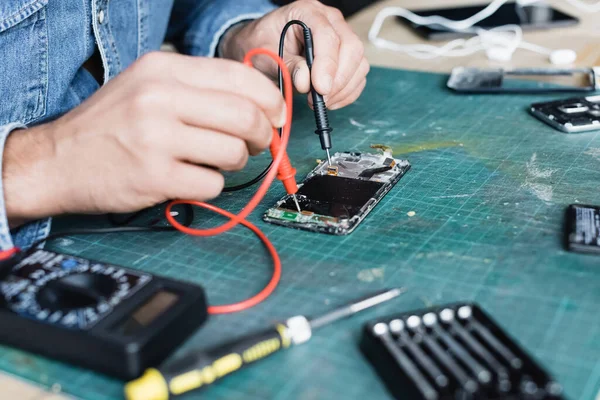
(165, 48, 298, 315)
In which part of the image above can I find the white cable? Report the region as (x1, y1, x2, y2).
(368, 7, 532, 60)
(565, 0, 600, 12)
(368, 0, 598, 63)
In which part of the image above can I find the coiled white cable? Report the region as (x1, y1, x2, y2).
(368, 0, 597, 64)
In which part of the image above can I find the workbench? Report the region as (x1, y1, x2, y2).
(2, 1, 599, 399)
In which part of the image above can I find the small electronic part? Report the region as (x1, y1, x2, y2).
(360, 303, 564, 400)
(565, 204, 600, 254)
(263, 151, 411, 235)
(0, 249, 207, 380)
(448, 67, 600, 93)
(530, 95, 600, 133)
(125, 288, 406, 400)
(326, 165, 339, 176)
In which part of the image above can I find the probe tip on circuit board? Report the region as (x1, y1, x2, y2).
(292, 194, 302, 213)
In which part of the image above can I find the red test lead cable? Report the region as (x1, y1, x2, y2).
(165, 48, 297, 315)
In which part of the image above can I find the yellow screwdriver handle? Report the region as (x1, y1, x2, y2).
(125, 324, 291, 400)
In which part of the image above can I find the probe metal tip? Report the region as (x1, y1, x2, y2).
(325, 149, 332, 166)
(292, 194, 301, 213)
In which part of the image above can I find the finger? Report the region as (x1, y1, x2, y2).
(322, 8, 366, 100)
(170, 124, 251, 170)
(296, 12, 340, 95)
(144, 53, 286, 127)
(326, 58, 370, 108)
(328, 79, 367, 111)
(166, 162, 225, 201)
(174, 88, 273, 155)
(286, 56, 311, 94)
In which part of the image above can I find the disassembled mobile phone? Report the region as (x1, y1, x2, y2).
(530, 95, 600, 133)
(448, 67, 600, 94)
(263, 150, 411, 235)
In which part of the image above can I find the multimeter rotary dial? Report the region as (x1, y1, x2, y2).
(2, 251, 150, 330)
(37, 273, 119, 312)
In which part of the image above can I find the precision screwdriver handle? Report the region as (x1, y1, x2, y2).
(125, 325, 292, 400)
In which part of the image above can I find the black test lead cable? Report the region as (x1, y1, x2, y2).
(25, 204, 196, 256)
(223, 20, 333, 193)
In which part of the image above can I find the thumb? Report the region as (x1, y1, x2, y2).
(286, 56, 311, 94)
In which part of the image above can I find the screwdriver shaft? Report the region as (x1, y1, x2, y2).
(325, 149, 332, 166)
(309, 288, 405, 330)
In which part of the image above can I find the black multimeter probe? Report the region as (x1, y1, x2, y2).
(125, 288, 405, 400)
(280, 20, 334, 165)
(224, 20, 334, 193)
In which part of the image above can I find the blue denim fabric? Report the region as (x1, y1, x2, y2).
(0, 0, 277, 250)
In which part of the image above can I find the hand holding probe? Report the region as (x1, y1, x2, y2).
(124, 288, 406, 400)
(280, 21, 334, 165)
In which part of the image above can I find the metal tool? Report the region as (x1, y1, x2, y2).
(125, 288, 406, 400)
(448, 67, 600, 93)
(409, 315, 478, 393)
(421, 313, 492, 384)
(291, 193, 302, 213)
(439, 308, 511, 393)
(389, 319, 449, 389)
(373, 323, 438, 400)
(457, 306, 523, 370)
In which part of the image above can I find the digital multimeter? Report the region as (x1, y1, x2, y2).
(0, 249, 208, 380)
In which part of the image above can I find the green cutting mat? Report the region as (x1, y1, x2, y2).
(1, 67, 599, 400)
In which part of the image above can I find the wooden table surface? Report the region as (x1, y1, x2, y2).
(3, 0, 599, 398)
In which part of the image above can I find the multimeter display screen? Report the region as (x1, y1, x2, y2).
(114, 291, 179, 336)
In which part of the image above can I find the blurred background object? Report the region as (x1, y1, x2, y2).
(273, 0, 381, 17)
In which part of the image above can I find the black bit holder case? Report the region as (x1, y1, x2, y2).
(360, 303, 564, 400)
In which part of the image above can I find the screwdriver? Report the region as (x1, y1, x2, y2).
(125, 288, 406, 400)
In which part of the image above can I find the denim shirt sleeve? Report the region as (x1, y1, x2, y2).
(168, 0, 278, 57)
(0, 123, 52, 251)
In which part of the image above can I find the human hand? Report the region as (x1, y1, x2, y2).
(3, 52, 286, 223)
(220, 0, 369, 110)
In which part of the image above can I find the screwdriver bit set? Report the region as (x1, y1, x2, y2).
(360, 303, 564, 400)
